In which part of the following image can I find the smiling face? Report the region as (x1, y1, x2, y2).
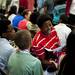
(40, 20, 53, 35)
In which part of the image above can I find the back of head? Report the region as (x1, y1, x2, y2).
(15, 30, 31, 50)
(0, 19, 11, 36)
(30, 11, 40, 24)
(8, 6, 17, 15)
(37, 14, 52, 28)
(18, 6, 25, 15)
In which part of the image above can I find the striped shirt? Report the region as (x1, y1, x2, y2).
(31, 27, 60, 60)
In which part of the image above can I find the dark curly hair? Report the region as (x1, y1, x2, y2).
(37, 14, 52, 28)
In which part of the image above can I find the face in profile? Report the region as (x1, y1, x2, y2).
(41, 20, 52, 35)
(25, 11, 31, 20)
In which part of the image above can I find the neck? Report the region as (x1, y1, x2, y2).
(20, 49, 30, 53)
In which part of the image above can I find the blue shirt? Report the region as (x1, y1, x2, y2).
(0, 38, 15, 73)
(12, 15, 24, 28)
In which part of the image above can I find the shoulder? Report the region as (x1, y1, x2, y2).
(31, 56, 41, 66)
(51, 27, 57, 33)
(33, 31, 41, 37)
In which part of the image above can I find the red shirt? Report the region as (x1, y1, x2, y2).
(31, 27, 60, 60)
(66, 0, 72, 16)
(27, 0, 34, 12)
(18, 19, 29, 30)
(19, 0, 28, 9)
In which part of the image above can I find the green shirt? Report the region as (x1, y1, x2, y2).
(8, 50, 43, 75)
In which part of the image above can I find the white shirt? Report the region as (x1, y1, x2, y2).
(70, 0, 75, 15)
(8, 0, 19, 12)
(8, 14, 16, 25)
(43, 70, 57, 75)
(20, 49, 30, 54)
(54, 23, 71, 47)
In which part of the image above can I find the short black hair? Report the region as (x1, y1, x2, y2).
(30, 12, 40, 24)
(37, 14, 52, 28)
(9, 5, 17, 15)
(0, 19, 11, 36)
